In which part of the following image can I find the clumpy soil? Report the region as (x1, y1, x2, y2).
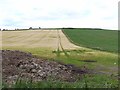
(2, 50, 89, 85)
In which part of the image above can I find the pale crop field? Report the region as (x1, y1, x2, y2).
(2, 30, 81, 50)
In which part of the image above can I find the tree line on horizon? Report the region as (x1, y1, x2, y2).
(1, 27, 105, 31)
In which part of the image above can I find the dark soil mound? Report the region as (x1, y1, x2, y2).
(2, 50, 89, 84)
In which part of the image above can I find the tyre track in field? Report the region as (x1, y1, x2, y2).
(57, 30, 69, 57)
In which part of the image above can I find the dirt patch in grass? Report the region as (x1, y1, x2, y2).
(81, 60, 97, 62)
(2, 50, 90, 85)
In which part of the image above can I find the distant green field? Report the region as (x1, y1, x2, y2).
(63, 29, 118, 53)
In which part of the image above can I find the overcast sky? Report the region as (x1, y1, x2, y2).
(0, 0, 119, 30)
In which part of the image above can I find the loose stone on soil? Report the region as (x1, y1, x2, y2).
(2, 50, 89, 84)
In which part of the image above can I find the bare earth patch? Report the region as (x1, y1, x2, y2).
(2, 50, 89, 85)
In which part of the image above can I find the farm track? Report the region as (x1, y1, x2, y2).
(57, 30, 69, 57)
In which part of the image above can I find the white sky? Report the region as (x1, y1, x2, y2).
(0, 0, 119, 30)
